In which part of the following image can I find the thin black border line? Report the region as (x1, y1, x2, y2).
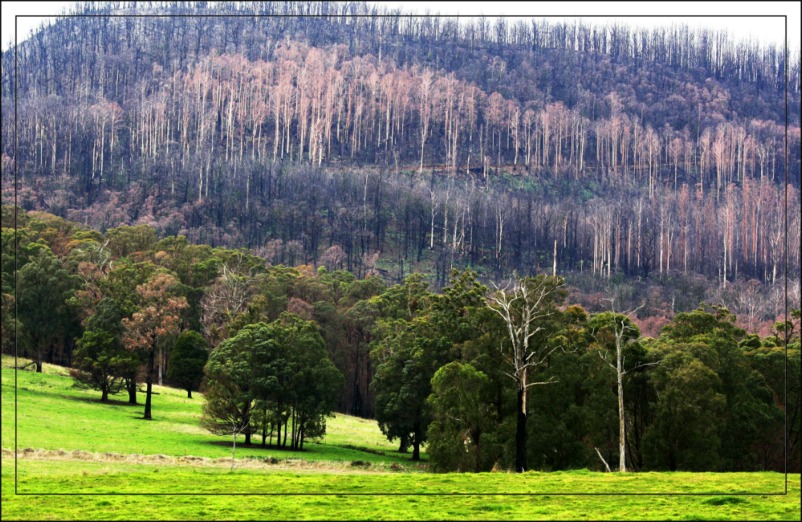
(9, 7, 793, 498)
(13, 10, 19, 499)
(783, 11, 789, 497)
(9, 491, 792, 496)
(10, 14, 792, 18)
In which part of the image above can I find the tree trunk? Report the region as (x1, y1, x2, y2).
(617, 368, 626, 472)
(231, 428, 237, 472)
(516, 387, 527, 472)
(474, 429, 482, 472)
(243, 402, 252, 445)
(127, 377, 137, 404)
(187, 389, 192, 399)
(143, 349, 155, 419)
(412, 419, 421, 461)
(35, 347, 43, 373)
(101, 388, 109, 402)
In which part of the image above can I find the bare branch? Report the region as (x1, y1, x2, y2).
(594, 447, 612, 472)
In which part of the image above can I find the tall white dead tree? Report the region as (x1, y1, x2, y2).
(589, 298, 658, 472)
(487, 274, 565, 472)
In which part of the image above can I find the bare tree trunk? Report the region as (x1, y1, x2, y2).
(617, 358, 626, 472)
(412, 418, 422, 461)
(144, 348, 154, 420)
(231, 427, 237, 471)
(516, 384, 527, 472)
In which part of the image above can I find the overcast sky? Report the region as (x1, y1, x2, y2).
(2, 1, 800, 52)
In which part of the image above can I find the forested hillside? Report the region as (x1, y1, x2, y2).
(1, 2, 799, 310)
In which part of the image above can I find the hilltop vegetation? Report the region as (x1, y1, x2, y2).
(1, 1, 799, 296)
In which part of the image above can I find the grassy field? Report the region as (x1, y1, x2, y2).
(2, 356, 800, 520)
(2, 356, 416, 466)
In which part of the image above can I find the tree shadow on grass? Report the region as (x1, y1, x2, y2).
(201, 439, 308, 453)
(62, 394, 141, 407)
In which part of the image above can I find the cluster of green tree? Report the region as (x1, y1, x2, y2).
(201, 316, 342, 449)
(370, 271, 800, 473)
(2, 206, 798, 471)
(1, 206, 383, 420)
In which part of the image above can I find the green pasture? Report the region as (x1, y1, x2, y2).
(3, 460, 798, 520)
(2, 356, 800, 520)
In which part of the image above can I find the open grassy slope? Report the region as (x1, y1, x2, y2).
(2, 356, 800, 520)
(1, 356, 418, 466)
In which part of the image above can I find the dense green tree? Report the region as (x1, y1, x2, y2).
(427, 361, 494, 472)
(645, 352, 726, 471)
(105, 224, 158, 259)
(280, 314, 344, 449)
(16, 248, 80, 372)
(645, 306, 781, 470)
(203, 316, 342, 450)
(167, 330, 208, 398)
(371, 274, 434, 458)
(70, 329, 137, 401)
(202, 335, 258, 446)
(747, 309, 801, 472)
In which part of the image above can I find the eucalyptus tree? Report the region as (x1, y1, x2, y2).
(486, 273, 566, 472)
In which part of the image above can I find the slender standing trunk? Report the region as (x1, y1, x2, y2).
(412, 418, 421, 461)
(474, 429, 482, 472)
(516, 386, 527, 472)
(243, 402, 252, 445)
(187, 389, 192, 399)
(262, 404, 268, 447)
(101, 388, 109, 402)
(143, 348, 155, 419)
(231, 427, 237, 472)
(617, 362, 626, 472)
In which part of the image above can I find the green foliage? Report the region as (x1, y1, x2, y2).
(644, 306, 783, 471)
(167, 330, 208, 398)
(644, 354, 726, 471)
(202, 316, 343, 449)
(105, 224, 158, 258)
(201, 325, 261, 439)
(70, 329, 138, 401)
(16, 247, 81, 371)
(427, 361, 494, 472)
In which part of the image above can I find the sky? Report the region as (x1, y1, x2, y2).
(2, 1, 800, 52)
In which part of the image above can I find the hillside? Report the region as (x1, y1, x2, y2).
(1, 354, 417, 465)
(1, 1, 799, 306)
